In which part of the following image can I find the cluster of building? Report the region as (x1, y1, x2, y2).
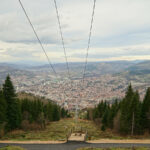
(10, 71, 128, 109)
(0, 68, 146, 110)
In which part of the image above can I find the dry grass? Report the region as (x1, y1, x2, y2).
(1, 119, 75, 141)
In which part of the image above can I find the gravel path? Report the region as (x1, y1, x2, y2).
(0, 142, 150, 150)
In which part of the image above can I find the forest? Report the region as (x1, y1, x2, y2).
(87, 84, 150, 135)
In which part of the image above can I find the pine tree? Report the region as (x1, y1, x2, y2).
(61, 108, 66, 118)
(45, 102, 53, 121)
(107, 100, 119, 129)
(97, 101, 107, 118)
(52, 105, 60, 121)
(102, 105, 110, 127)
(0, 90, 7, 124)
(130, 91, 141, 135)
(16, 99, 22, 128)
(3, 75, 21, 130)
(93, 107, 99, 120)
(120, 84, 134, 134)
(141, 87, 150, 133)
(97, 101, 104, 118)
(21, 98, 33, 122)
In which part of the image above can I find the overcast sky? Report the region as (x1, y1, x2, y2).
(0, 0, 150, 64)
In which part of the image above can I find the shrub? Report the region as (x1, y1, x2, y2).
(0, 123, 6, 138)
(21, 120, 42, 131)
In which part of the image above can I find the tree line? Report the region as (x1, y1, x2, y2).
(87, 84, 150, 135)
(0, 75, 69, 136)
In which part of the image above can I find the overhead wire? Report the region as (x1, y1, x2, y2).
(53, 0, 97, 114)
(53, 0, 75, 107)
(53, 0, 71, 80)
(82, 0, 96, 84)
(18, 0, 57, 77)
(18, 0, 97, 111)
(77, 0, 96, 115)
(18, 0, 66, 104)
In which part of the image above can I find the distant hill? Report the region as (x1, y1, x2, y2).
(0, 63, 19, 82)
(1, 60, 150, 79)
(116, 61, 150, 92)
(28, 61, 136, 77)
(86, 61, 134, 75)
(0, 60, 146, 80)
(127, 61, 150, 75)
(0, 63, 34, 84)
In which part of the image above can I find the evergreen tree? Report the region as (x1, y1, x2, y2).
(130, 91, 141, 135)
(97, 101, 104, 118)
(107, 100, 119, 129)
(21, 98, 33, 122)
(61, 108, 66, 118)
(45, 102, 53, 121)
(31, 99, 43, 122)
(0, 90, 7, 124)
(3, 75, 21, 130)
(89, 84, 150, 135)
(141, 87, 150, 133)
(102, 105, 109, 127)
(52, 105, 60, 121)
(120, 84, 134, 134)
(93, 107, 99, 120)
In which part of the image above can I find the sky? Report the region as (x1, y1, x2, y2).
(1, 0, 150, 64)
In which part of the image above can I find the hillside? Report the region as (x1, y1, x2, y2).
(117, 61, 150, 91)
(128, 61, 150, 75)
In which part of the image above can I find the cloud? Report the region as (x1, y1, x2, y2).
(0, 0, 150, 63)
(70, 44, 150, 61)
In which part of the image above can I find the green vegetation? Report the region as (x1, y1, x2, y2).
(2, 118, 147, 141)
(0, 119, 100, 141)
(87, 84, 150, 136)
(77, 148, 149, 150)
(3, 75, 22, 130)
(0, 75, 69, 138)
(0, 146, 25, 150)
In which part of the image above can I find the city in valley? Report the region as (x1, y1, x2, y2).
(1, 60, 150, 110)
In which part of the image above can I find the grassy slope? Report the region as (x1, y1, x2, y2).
(1, 119, 107, 141)
(1, 119, 150, 141)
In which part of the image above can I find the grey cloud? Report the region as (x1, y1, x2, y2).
(71, 47, 150, 59)
(2, 48, 35, 58)
(1, 0, 150, 63)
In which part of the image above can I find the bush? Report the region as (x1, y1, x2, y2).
(0, 123, 6, 138)
(21, 120, 42, 131)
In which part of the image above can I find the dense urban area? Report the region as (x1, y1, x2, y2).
(1, 61, 150, 109)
